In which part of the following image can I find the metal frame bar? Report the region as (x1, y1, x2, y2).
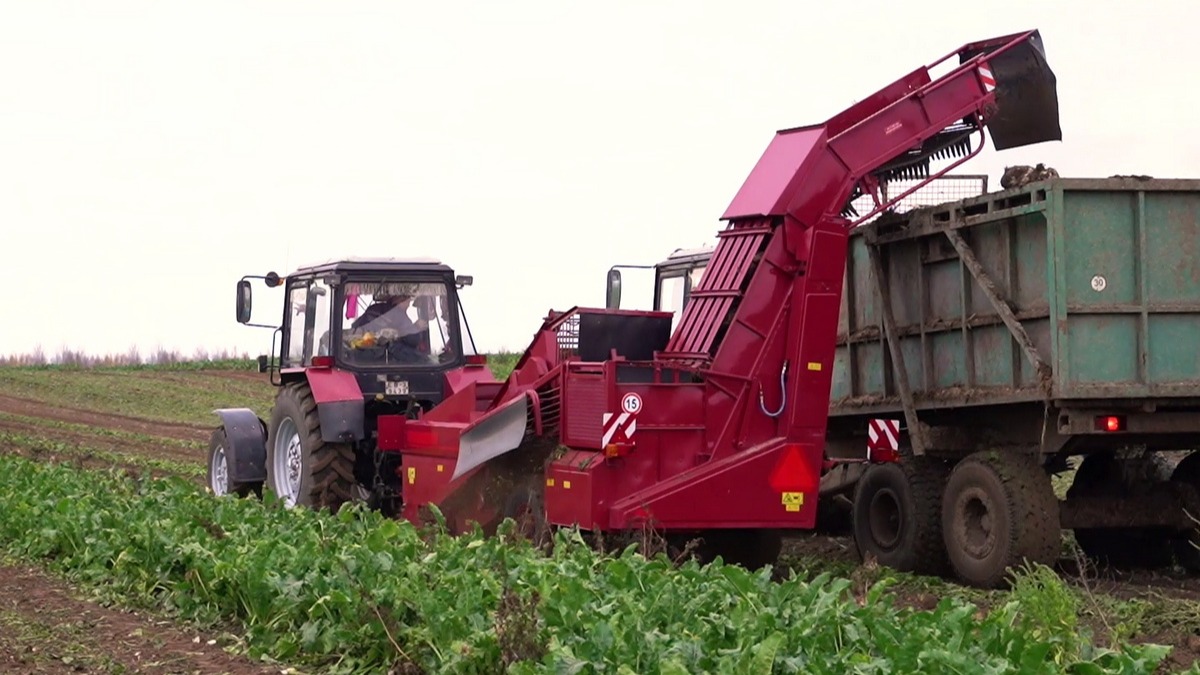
(867, 239, 927, 455)
(942, 228, 1052, 397)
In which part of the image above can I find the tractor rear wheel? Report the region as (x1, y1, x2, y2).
(941, 450, 1061, 589)
(206, 427, 260, 498)
(265, 382, 356, 512)
(851, 456, 949, 576)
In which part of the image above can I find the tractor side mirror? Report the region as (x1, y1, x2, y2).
(455, 274, 473, 288)
(236, 280, 253, 324)
(605, 269, 622, 309)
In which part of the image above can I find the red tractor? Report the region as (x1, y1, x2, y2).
(212, 31, 1064, 584)
(206, 258, 494, 515)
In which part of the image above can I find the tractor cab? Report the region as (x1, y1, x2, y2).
(237, 257, 478, 408)
(605, 245, 712, 330)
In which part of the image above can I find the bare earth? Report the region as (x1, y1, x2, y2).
(0, 564, 281, 674)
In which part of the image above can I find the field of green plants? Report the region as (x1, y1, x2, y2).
(0, 353, 1198, 673)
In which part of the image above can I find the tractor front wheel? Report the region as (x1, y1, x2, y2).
(265, 382, 356, 512)
(206, 427, 260, 498)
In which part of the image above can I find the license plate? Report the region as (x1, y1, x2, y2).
(385, 380, 409, 395)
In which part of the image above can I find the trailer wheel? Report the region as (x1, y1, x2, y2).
(206, 427, 260, 498)
(941, 451, 1060, 588)
(265, 382, 356, 512)
(1169, 451, 1200, 572)
(851, 457, 949, 576)
(1067, 452, 1172, 568)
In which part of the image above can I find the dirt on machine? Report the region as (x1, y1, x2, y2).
(209, 31, 1085, 588)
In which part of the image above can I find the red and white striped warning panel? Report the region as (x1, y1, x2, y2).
(867, 418, 900, 452)
(978, 64, 996, 92)
(602, 411, 638, 446)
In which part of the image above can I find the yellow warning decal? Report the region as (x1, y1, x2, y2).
(781, 492, 804, 512)
(807, 362, 822, 372)
(407, 467, 416, 485)
(546, 478, 555, 487)
(437, 464, 444, 473)
(563, 480, 572, 490)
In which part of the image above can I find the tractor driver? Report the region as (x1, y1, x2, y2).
(348, 292, 429, 363)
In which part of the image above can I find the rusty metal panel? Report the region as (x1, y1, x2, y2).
(830, 178, 1200, 417)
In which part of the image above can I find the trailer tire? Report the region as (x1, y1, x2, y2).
(852, 457, 949, 576)
(941, 451, 1060, 589)
(265, 382, 357, 512)
(1068, 452, 1172, 568)
(1169, 451, 1200, 573)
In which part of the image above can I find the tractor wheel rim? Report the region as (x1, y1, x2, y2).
(274, 418, 301, 507)
(210, 446, 228, 496)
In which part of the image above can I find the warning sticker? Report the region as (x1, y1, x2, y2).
(781, 492, 804, 512)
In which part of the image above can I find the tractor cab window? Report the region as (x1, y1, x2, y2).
(282, 278, 335, 367)
(340, 280, 457, 367)
(656, 264, 706, 330)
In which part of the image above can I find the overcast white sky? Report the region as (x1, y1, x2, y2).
(0, 0, 1193, 359)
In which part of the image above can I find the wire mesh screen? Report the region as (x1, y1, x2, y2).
(846, 174, 989, 223)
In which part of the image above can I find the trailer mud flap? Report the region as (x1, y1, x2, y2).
(450, 394, 529, 480)
(962, 31, 1061, 150)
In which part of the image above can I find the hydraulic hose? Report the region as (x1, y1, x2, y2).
(758, 360, 788, 418)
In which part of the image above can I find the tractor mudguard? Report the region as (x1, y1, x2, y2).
(213, 408, 268, 484)
(305, 368, 366, 443)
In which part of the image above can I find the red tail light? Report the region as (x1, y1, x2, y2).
(311, 355, 334, 368)
(466, 354, 488, 366)
(1095, 415, 1125, 432)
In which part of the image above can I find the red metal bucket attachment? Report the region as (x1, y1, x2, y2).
(961, 30, 1061, 150)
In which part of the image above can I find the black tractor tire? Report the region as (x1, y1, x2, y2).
(941, 450, 1061, 589)
(265, 382, 357, 512)
(1169, 451, 1200, 573)
(851, 456, 950, 576)
(206, 427, 261, 498)
(1068, 451, 1173, 569)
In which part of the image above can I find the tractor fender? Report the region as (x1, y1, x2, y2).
(305, 368, 365, 443)
(213, 408, 268, 484)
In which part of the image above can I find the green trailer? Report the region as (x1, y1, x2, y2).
(607, 176, 1200, 587)
(821, 177, 1200, 583)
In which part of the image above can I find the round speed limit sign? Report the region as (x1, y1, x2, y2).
(621, 393, 643, 415)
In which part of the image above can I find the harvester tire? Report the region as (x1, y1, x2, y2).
(941, 450, 1060, 589)
(852, 457, 949, 576)
(265, 382, 356, 512)
(206, 427, 260, 499)
(1067, 451, 1172, 569)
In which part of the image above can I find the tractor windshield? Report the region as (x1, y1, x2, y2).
(339, 279, 460, 367)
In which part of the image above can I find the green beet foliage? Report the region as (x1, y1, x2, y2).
(0, 455, 1172, 674)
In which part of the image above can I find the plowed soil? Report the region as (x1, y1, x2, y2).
(0, 564, 282, 674)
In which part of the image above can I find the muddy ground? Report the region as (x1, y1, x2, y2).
(2, 370, 1200, 671)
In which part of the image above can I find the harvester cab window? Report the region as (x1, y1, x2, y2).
(282, 278, 334, 366)
(340, 280, 455, 366)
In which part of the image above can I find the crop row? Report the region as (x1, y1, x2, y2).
(0, 454, 1178, 674)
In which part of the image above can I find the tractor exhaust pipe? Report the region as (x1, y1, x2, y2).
(960, 30, 1062, 150)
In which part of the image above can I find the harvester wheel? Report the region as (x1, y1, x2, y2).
(851, 456, 949, 576)
(941, 451, 1060, 589)
(1067, 451, 1173, 569)
(206, 427, 260, 498)
(265, 382, 356, 512)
